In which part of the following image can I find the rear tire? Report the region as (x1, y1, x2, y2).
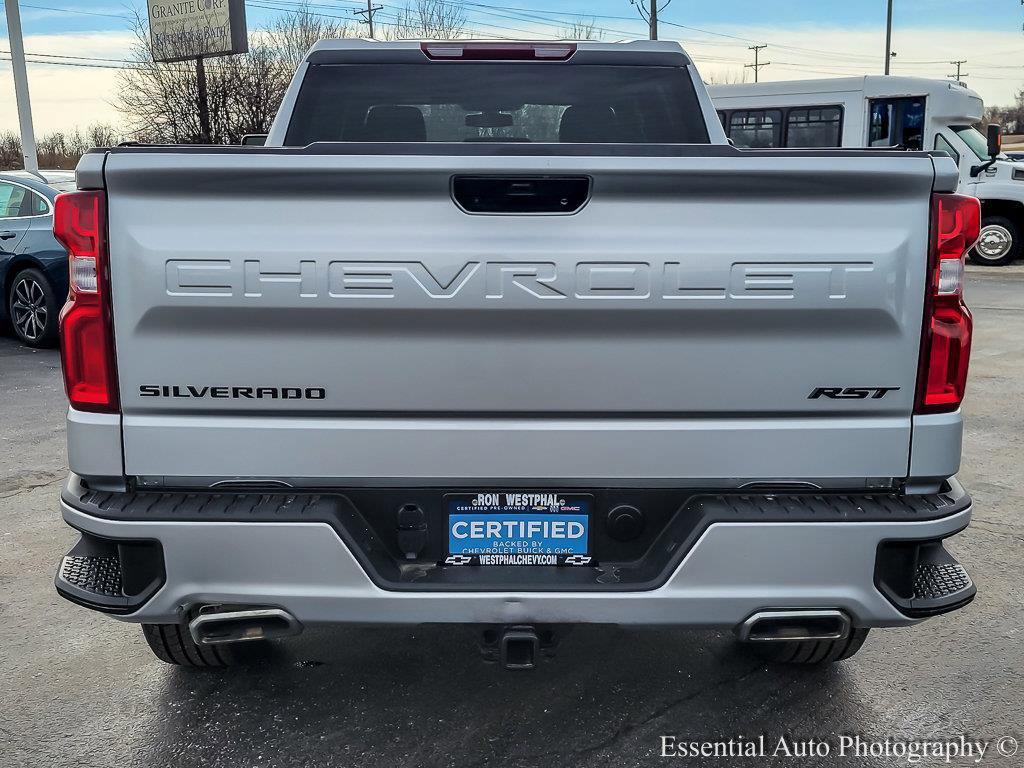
(8, 267, 59, 347)
(142, 623, 236, 667)
(970, 215, 1020, 266)
(742, 628, 870, 665)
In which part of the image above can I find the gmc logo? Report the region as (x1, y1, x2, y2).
(809, 387, 901, 400)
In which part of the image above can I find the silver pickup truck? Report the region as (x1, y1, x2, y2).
(53, 39, 979, 670)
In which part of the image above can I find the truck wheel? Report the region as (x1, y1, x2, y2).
(142, 623, 236, 667)
(970, 216, 1020, 266)
(8, 267, 59, 347)
(742, 628, 869, 665)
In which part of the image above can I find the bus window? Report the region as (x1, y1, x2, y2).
(934, 133, 960, 164)
(729, 109, 782, 148)
(717, 111, 728, 132)
(785, 106, 842, 147)
(869, 98, 925, 150)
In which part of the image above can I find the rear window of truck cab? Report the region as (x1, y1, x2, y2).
(284, 63, 710, 145)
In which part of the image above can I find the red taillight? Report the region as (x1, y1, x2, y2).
(54, 190, 119, 413)
(420, 42, 576, 60)
(916, 193, 980, 413)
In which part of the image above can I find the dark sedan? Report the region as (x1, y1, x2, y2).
(1, 170, 76, 347)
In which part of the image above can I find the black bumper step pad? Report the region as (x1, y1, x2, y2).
(908, 556, 975, 615)
(876, 537, 976, 618)
(55, 533, 165, 615)
(60, 554, 123, 598)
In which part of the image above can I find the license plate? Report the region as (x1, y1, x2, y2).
(445, 492, 592, 566)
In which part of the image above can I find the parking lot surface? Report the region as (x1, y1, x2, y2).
(1, 268, 1022, 768)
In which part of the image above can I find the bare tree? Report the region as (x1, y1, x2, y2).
(219, 44, 291, 138)
(116, 10, 291, 144)
(269, 4, 354, 71)
(560, 16, 601, 40)
(385, 0, 466, 39)
(702, 69, 750, 85)
(1, 124, 123, 170)
(36, 131, 70, 168)
(0, 131, 24, 169)
(85, 124, 122, 148)
(982, 90, 1024, 134)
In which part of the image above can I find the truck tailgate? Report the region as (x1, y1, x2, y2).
(101, 150, 938, 484)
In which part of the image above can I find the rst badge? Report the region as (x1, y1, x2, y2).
(809, 387, 901, 400)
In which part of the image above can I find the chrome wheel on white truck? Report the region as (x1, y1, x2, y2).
(971, 216, 1020, 266)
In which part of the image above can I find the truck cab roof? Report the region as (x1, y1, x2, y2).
(295, 38, 693, 68)
(303, 38, 690, 55)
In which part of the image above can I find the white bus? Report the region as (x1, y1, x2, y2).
(709, 76, 1021, 265)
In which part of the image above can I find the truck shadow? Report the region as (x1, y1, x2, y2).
(137, 625, 872, 767)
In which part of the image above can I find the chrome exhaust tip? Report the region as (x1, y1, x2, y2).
(737, 610, 851, 643)
(189, 608, 303, 646)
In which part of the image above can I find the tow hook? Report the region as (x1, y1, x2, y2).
(479, 625, 567, 670)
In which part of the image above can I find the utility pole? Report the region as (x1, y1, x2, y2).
(4, 0, 38, 172)
(354, 1, 383, 39)
(745, 44, 770, 83)
(195, 57, 211, 144)
(884, 0, 893, 75)
(948, 60, 968, 83)
(630, 0, 665, 41)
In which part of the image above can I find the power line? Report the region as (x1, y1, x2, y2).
(6, 0, 1024, 92)
(464, 5, 627, 38)
(1, 49, 136, 64)
(332, 0, 551, 38)
(0, 54, 124, 68)
(18, 2, 130, 20)
(1, 0, 998, 74)
(452, 1, 963, 71)
(241, 0, 537, 39)
(7, 0, 987, 73)
(246, 0, 532, 39)
(948, 59, 968, 82)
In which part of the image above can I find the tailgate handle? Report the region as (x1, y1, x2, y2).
(452, 175, 591, 215)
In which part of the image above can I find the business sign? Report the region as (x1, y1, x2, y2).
(147, 0, 248, 62)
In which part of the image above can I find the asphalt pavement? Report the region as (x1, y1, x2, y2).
(1, 268, 1022, 768)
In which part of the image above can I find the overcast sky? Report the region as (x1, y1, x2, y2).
(2, 0, 1024, 134)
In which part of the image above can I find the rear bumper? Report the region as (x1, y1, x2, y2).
(57, 480, 976, 628)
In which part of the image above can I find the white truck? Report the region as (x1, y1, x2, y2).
(53, 40, 978, 670)
(709, 76, 1020, 265)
